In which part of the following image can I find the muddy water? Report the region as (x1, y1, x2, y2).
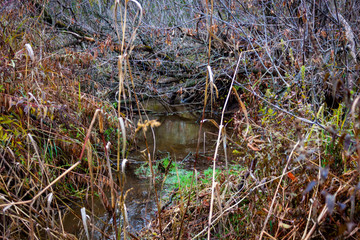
(140, 100, 220, 163)
(63, 100, 220, 238)
(62, 168, 156, 238)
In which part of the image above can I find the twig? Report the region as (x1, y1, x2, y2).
(207, 50, 243, 240)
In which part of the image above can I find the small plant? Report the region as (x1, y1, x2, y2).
(202, 167, 220, 184)
(135, 156, 193, 189)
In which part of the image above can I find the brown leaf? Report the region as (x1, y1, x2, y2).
(287, 172, 297, 182)
(247, 143, 260, 151)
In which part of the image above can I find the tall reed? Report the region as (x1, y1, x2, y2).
(113, 0, 143, 238)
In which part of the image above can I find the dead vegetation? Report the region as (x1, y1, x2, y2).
(0, 1, 123, 239)
(141, 110, 360, 239)
(1, 0, 360, 239)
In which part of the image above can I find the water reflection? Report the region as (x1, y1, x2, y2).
(145, 115, 204, 159)
(141, 99, 217, 160)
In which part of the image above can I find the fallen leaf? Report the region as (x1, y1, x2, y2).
(279, 222, 292, 229)
(247, 143, 260, 151)
(287, 172, 297, 182)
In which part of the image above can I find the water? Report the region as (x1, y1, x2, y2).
(62, 168, 156, 238)
(63, 100, 220, 238)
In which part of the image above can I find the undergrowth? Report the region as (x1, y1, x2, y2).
(139, 97, 360, 239)
(2, 0, 360, 239)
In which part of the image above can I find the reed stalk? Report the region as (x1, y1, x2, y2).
(207, 54, 243, 239)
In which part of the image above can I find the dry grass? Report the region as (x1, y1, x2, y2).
(0, 2, 124, 239)
(2, 1, 360, 239)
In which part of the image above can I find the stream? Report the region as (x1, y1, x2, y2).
(63, 100, 223, 238)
